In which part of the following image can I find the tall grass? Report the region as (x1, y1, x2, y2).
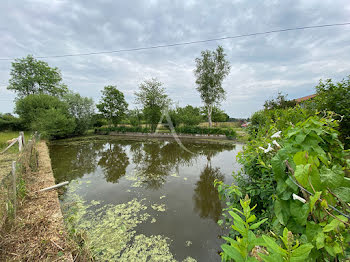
(0, 131, 31, 152)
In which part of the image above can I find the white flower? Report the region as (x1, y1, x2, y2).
(293, 193, 306, 203)
(272, 140, 281, 148)
(259, 143, 273, 153)
(271, 131, 282, 138)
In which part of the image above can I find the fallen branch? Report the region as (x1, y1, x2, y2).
(39, 181, 69, 192)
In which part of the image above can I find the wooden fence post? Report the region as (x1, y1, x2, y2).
(18, 133, 23, 152)
(12, 161, 16, 219)
(19, 131, 25, 146)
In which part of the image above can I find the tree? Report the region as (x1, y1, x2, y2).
(263, 92, 296, 110)
(314, 76, 350, 148)
(211, 107, 229, 122)
(15, 94, 75, 138)
(134, 78, 170, 131)
(127, 109, 143, 127)
(194, 46, 230, 127)
(63, 92, 94, 135)
(177, 105, 203, 126)
(7, 55, 68, 97)
(97, 85, 128, 126)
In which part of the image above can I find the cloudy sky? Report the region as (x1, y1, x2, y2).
(0, 0, 349, 118)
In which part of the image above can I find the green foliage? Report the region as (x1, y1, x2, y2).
(270, 115, 350, 260)
(176, 105, 203, 126)
(15, 94, 75, 138)
(95, 125, 236, 138)
(135, 78, 170, 131)
(97, 85, 128, 126)
(219, 112, 350, 261)
(194, 46, 230, 127)
(313, 76, 350, 148)
(211, 107, 230, 122)
(7, 55, 68, 98)
(263, 92, 296, 110)
(127, 109, 143, 127)
(96, 126, 151, 134)
(219, 196, 267, 262)
(0, 113, 25, 131)
(63, 92, 94, 135)
(248, 105, 313, 137)
(175, 126, 236, 138)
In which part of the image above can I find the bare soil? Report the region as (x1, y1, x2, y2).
(0, 141, 73, 261)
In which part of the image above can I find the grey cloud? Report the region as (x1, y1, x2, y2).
(0, 0, 349, 117)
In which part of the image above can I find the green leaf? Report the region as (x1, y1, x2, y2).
(290, 201, 309, 226)
(290, 243, 314, 261)
(309, 191, 321, 212)
(260, 253, 284, 262)
(333, 187, 350, 202)
(294, 164, 310, 188)
(247, 214, 257, 223)
(315, 232, 325, 250)
(319, 166, 344, 189)
(274, 200, 290, 225)
(262, 235, 287, 255)
(221, 244, 244, 262)
(250, 218, 268, 230)
(293, 151, 308, 165)
(323, 218, 344, 233)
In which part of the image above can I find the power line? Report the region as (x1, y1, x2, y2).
(0, 22, 350, 61)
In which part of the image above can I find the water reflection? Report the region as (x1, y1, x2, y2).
(49, 138, 240, 262)
(193, 163, 224, 221)
(98, 143, 130, 183)
(50, 141, 104, 182)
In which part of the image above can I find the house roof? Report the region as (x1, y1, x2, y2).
(295, 94, 317, 103)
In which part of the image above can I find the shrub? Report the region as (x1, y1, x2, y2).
(0, 113, 25, 131)
(217, 113, 350, 260)
(15, 94, 76, 138)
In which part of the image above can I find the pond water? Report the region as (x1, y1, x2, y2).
(49, 137, 242, 262)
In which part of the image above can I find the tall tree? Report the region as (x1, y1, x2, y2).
(63, 92, 94, 135)
(194, 46, 230, 127)
(97, 85, 128, 126)
(134, 78, 170, 131)
(7, 55, 68, 97)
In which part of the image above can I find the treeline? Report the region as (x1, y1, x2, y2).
(2, 47, 237, 138)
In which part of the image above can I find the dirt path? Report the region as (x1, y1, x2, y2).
(0, 141, 73, 261)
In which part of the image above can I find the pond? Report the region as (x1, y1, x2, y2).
(49, 137, 242, 261)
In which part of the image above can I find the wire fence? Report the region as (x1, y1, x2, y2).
(0, 132, 39, 229)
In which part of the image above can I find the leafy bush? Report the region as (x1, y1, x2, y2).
(217, 114, 350, 261)
(237, 106, 314, 222)
(176, 105, 203, 126)
(95, 125, 237, 138)
(0, 113, 25, 131)
(313, 76, 350, 149)
(15, 94, 76, 138)
(96, 126, 150, 134)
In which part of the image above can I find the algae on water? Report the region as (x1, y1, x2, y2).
(63, 179, 194, 261)
(151, 203, 167, 212)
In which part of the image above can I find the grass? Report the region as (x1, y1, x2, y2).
(0, 131, 31, 153)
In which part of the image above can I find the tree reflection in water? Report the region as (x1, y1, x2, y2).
(98, 142, 130, 183)
(51, 138, 235, 219)
(193, 163, 224, 222)
(50, 141, 104, 183)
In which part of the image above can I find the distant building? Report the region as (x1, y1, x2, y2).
(294, 94, 317, 103)
(294, 94, 317, 107)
